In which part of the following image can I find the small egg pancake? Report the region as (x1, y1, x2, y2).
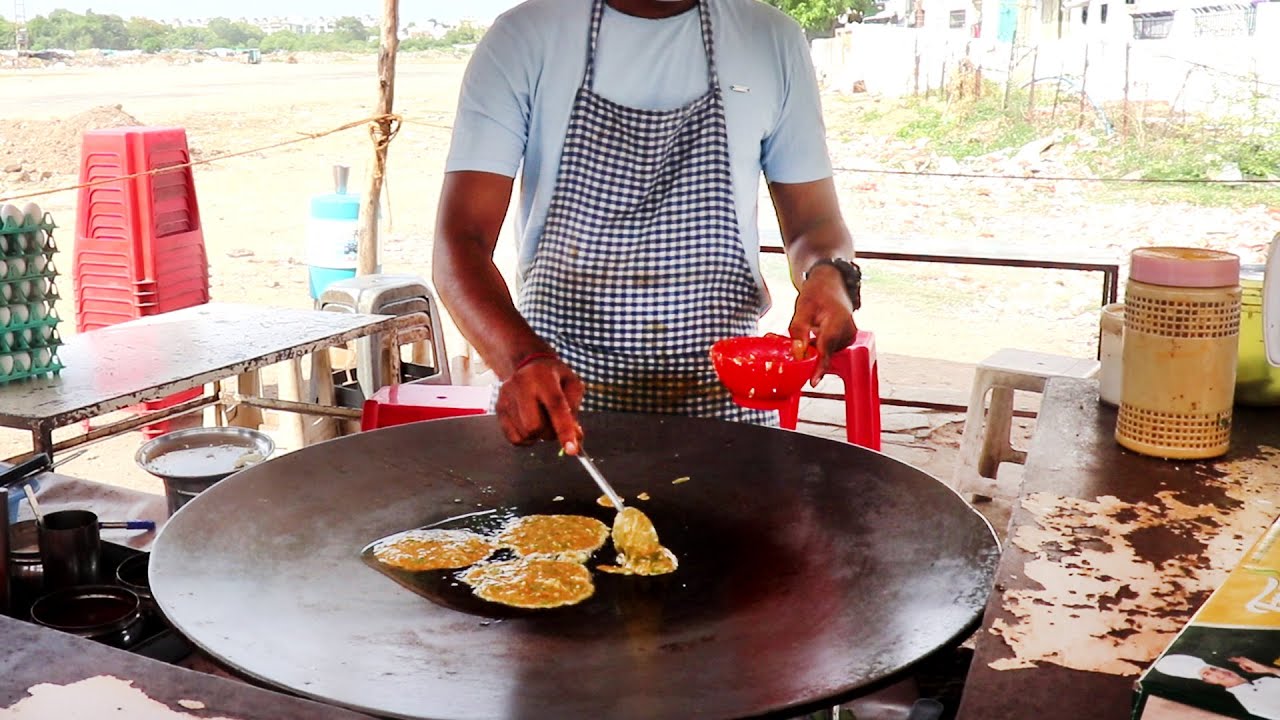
(499, 514, 609, 562)
(373, 529, 496, 572)
(462, 559, 595, 609)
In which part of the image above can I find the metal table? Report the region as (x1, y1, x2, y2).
(150, 412, 1000, 720)
(0, 614, 373, 719)
(0, 303, 419, 461)
(957, 378, 1280, 719)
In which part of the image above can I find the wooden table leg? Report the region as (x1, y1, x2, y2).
(212, 380, 228, 427)
(227, 371, 265, 429)
(278, 352, 342, 449)
(306, 350, 340, 444)
(277, 358, 308, 450)
(32, 426, 54, 460)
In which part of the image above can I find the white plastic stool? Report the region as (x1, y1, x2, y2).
(955, 349, 1100, 499)
(319, 274, 451, 396)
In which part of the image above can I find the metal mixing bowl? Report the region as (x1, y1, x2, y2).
(135, 427, 275, 516)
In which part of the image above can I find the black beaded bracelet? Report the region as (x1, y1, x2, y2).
(804, 258, 862, 311)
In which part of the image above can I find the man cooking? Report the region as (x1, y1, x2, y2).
(433, 0, 859, 455)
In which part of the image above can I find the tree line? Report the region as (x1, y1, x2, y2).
(0, 11, 485, 53)
(763, 0, 880, 35)
(0, 3, 863, 54)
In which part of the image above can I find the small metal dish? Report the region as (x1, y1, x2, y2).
(135, 427, 275, 515)
(30, 585, 145, 649)
(114, 553, 153, 610)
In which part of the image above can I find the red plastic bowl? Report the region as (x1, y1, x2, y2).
(710, 334, 818, 410)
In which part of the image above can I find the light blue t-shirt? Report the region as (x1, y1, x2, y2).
(445, 0, 832, 306)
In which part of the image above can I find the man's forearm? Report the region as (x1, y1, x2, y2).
(768, 178, 855, 288)
(432, 237, 555, 381)
(785, 218, 855, 288)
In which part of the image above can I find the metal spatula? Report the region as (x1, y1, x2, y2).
(576, 451, 624, 510)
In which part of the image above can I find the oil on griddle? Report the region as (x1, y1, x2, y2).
(360, 497, 681, 619)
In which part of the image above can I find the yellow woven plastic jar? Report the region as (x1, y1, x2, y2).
(1116, 248, 1241, 460)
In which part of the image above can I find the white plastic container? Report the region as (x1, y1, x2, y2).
(1099, 303, 1124, 406)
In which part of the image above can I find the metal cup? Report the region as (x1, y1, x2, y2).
(38, 510, 101, 591)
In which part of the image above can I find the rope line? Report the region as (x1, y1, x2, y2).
(1147, 53, 1280, 90)
(832, 165, 1280, 184)
(2, 108, 1277, 205)
(0, 113, 403, 204)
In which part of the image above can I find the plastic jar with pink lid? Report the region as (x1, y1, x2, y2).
(1116, 247, 1241, 460)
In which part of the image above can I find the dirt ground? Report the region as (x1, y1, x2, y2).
(0, 56, 1272, 515)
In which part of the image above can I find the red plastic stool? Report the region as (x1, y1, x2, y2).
(779, 331, 881, 450)
(361, 384, 492, 431)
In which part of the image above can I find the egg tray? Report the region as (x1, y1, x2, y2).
(0, 235, 59, 267)
(0, 214, 56, 237)
(1, 311, 62, 344)
(0, 277, 60, 308)
(0, 301, 64, 387)
(0, 328, 63, 383)
(0, 355, 64, 384)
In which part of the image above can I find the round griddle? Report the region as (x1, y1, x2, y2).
(150, 413, 999, 720)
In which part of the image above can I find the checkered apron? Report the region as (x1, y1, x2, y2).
(520, 0, 772, 424)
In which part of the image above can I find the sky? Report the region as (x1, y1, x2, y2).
(7, 1, 523, 25)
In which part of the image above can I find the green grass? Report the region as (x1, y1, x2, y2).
(830, 84, 1279, 207)
(1082, 118, 1280, 206)
(891, 91, 1042, 159)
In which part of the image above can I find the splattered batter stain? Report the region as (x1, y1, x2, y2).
(989, 449, 1280, 677)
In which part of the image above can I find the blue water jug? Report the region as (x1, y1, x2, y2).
(306, 165, 361, 299)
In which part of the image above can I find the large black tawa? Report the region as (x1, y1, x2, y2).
(149, 413, 998, 720)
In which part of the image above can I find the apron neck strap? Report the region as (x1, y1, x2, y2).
(584, 0, 719, 92)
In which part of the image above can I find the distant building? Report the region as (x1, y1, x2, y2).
(405, 19, 450, 40)
(979, 0, 1273, 42)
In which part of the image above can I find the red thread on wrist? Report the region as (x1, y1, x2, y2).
(512, 352, 559, 375)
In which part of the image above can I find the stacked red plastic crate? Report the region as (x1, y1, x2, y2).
(74, 127, 210, 435)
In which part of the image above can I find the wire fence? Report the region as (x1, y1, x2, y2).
(813, 23, 1280, 127)
(0, 113, 468, 206)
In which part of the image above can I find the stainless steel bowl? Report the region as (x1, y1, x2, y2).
(135, 427, 275, 516)
(30, 585, 145, 649)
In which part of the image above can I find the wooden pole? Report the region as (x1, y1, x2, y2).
(1121, 41, 1131, 139)
(357, 0, 401, 276)
(1002, 27, 1018, 110)
(1077, 44, 1090, 129)
(1171, 67, 1193, 128)
(1027, 48, 1039, 120)
(914, 38, 921, 97)
(1052, 59, 1063, 119)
